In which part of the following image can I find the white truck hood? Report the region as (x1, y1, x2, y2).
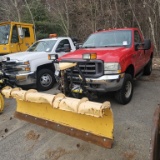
(3, 51, 47, 61)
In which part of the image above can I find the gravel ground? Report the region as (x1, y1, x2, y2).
(0, 68, 160, 160)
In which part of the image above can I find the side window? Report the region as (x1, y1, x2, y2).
(11, 26, 19, 43)
(134, 31, 142, 44)
(22, 28, 30, 37)
(56, 39, 71, 52)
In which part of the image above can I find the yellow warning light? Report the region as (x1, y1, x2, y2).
(49, 34, 57, 38)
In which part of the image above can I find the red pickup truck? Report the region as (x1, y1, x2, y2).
(55, 28, 153, 104)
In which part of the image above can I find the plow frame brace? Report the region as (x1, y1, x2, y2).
(58, 61, 92, 99)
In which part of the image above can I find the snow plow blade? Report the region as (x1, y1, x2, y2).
(0, 93, 4, 113)
(1, 86, 114, 148)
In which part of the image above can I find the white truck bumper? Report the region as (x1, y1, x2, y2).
(5, 72, 36, 87)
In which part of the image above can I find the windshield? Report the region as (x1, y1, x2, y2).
(0, 24, 10, 45)
(27, 40, 57, 52)
(82, 30, 132, 48)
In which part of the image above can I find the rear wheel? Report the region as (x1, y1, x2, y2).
(144, 58, 152, 75)
(115, 74, 133, 105)
(37, 69, 55, 91)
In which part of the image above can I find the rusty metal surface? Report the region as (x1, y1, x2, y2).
(15, 112, 113, 149)
(150, 105, 160, 160)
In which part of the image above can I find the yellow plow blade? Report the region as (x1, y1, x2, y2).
(2, 87, 114, 148)
(0, 93, 4, 113)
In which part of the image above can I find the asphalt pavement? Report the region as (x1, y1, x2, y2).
(0, 69, 160, 160)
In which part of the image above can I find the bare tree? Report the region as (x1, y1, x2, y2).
(0, 0, 160, 55)
(0, 0, 24, 22)
(47, 0, 73, 36)
(24, 0, 36, 40)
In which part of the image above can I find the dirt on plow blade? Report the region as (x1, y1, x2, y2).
(1, 86, 114, 148)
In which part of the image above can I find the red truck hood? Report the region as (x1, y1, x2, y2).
(60, 47, 130, 62)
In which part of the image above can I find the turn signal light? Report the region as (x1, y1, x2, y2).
(82, 53, 97, 60)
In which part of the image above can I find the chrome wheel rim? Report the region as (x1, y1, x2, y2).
(40, 73, 52, 87)
(125, 81, 132, 98)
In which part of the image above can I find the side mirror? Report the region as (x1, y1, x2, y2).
(63, 44, 71, 52)
(76, 43, 82, 49)
(135, 39, 151, 51)
(18, 27, 24, 39)
(144, 39, 151, 50)
(55, 48, 61, 52)
(134, 43, 140, 51)
(56, 44, 70, 52)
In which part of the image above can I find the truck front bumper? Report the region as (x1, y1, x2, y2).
(84, 73, 125, 92)
(5, 71, 36, 87)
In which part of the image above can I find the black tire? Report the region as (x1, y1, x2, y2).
(143, 58, 152, 75)
(115, 74, 133, 105)
(37, 69, 55, 91)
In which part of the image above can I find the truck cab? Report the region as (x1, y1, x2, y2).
(53, 28, 153, 104)
(0, 21, 35, 55)
(1, 35, 77, 91)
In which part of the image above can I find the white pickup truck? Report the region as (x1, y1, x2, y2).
(1, 36, 77, 91)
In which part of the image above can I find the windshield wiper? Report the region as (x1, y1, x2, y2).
(103, 45, 122, 47)
(82, 46, 96, 48)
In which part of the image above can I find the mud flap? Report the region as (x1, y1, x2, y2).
(1, 87, 114, 148)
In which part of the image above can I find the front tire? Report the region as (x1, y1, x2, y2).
(115, 74, 133, 105)
(37, 69, 55, 91)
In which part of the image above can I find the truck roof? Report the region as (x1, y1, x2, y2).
(38, 37, 72, 41)
(0, 21, 34, 26)
(95, 27, 139, 33)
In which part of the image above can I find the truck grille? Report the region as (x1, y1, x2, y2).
(2, 60, 21, 73)
(66, 60, 103, 78)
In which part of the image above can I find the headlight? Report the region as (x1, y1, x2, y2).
(16, 61, 30, 71)
(82, 53, 97, 60)
(2, 56, 8, 61)
(104, 63, 121, 74)
(48, 54, 58, 60)
(23, 61, 30, 71)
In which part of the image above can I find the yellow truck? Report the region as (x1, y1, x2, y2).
(0, 21, 35, 55)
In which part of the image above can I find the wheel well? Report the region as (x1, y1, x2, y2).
(37, 63, 55, 73)
(125, 65, 134, 78)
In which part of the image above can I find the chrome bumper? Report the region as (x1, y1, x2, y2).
(5, 71, 36, 86)
(85, 73, 125, 92)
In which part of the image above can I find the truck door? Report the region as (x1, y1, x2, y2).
(19, 27, 34, 51)
(10, 25, 20, 53)
(55, 39, 71, 58)
(133, 30, 145, 74)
